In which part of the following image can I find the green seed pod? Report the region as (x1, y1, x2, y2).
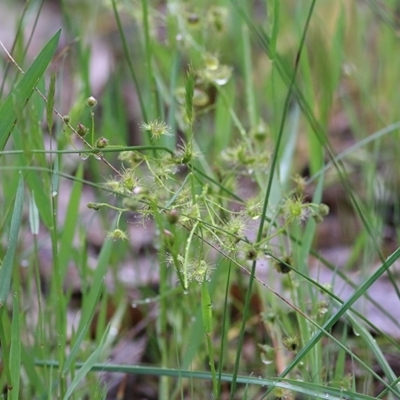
(192, 88, 209, 107)
(250, 120, 269, 142)
(63, 115, 71, 124)
(282, 336, 299, 352)
(87, 202, 103, 210)
(187, 13, 200, 26)
(87, 96, 97, 107)
(95, 137, 109, 148)
(166, 209, 179, 224)
(163, 229, 175, 247)
(245, 245, 258, 260)
(76, 123, 88, 137)
(319, 203, 330, 217)
(274, 255, 292, 274)
(122, 197, 140, 211)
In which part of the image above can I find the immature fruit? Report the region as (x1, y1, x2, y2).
(87, 96, 97, 107)
(96, 137, 109, 149)
(76, 123, 88, 137)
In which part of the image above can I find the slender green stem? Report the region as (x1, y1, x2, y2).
(111, 0, 147, 122)
(49, 170, 67, 396)
(229, 1, 317, 396)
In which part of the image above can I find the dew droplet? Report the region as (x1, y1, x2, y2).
(352, 327, 360, 337)
(93, 152, 103, 160)
(261, 354, 273, 365)
(109, 326, 118, 336)
(214, 76, 230, 85)
(79, 153, 89, 160)
(51, 191, 58, 197)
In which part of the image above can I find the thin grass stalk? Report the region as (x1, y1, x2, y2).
(217, 260, 232, 399)
(35, 359, 380, 400)
(229, 2, 316, 396)
(111, 0, 148, 123)
(263, 245, 400, 398)
(241, 23, 257, 127)
(152, 205, 170, 400)
(48, 158, 67, 396)
(141, 0, 160, 121)
(0, 0, 32, 98)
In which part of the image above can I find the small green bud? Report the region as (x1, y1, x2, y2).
(262, 312, 277, 323)
(76, 123, 88, 137)
(87, 96, 97, 107)
(312, 203, 330, 223)
(166, 209, 179, 224)
(163, 229, 174, 247)
(282, 336, 299, 352)
(192, 88, 209, 107)
(63, 115, 71, 123)
(204, 54, 219, 71)
(122, 197, 140, 211)
(292, 173, 307, 194)
(250, 119, 269, 142)
(140, 120, 171, 140)
(316, 300, 329, 317)
(245, 245, 258, 260)
(87, 202, 103, 210)
(319, 203, 330, 217)
(95, 137, 109, 149)
(187, 13, 200, 25)
(274, 255, 292, 274)
(107, 229, 128, 241)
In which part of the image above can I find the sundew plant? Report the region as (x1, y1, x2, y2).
(1, 1, 400, 399)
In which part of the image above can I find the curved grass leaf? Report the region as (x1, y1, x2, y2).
(0, 174, 24, 305)
(0, 30, 61, 151)
(36, 360, 379, 400)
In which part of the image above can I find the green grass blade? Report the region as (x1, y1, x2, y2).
(0, 30, 61, 151)
(59, 164, 83, 277)
(0, 311, 12, 388)
(36, 360, 379, 400)
(201, 280, 217, 397)
(63, 278, 103, 374)
(29, 190, 40, 235)
(9, 296, 21, 400)
(63, 231, 114, 373)
(62, 325, 110, 400)
(51, 155, 59, 197)
(346, 312, 398, 390)
(110, 0, 147, 122)
(278, 246, 400, 394)
(0, 174, 24, 305)
(185, 65, 195, 127)
(46, 70, 56, 134)
(230, 2, 317, 396)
